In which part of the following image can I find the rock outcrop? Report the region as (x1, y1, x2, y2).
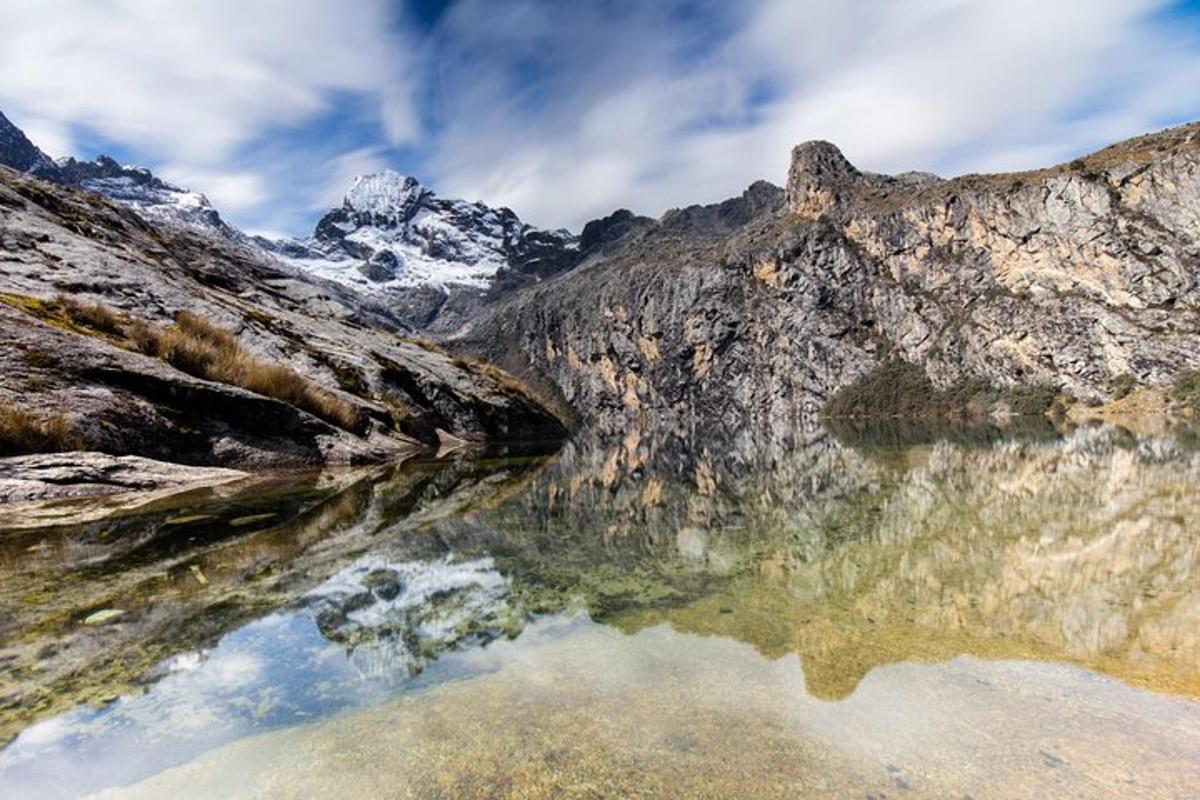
(456, 123, 1200, 438)
(0, 111, 59, 177)
(0, 453, 246, 505)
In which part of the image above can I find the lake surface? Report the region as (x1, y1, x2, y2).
(1, 425, 1199, 798)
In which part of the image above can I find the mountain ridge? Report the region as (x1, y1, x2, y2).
(4, 106, 1200, 461)
(0, 112, 593, 331)
(0, 161, 567, 488)
(453, 120, 1200, 438)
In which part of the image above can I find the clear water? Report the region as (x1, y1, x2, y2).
(1, 426, 1199, 798)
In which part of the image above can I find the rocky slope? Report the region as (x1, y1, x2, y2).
(0, 165, 566, 474)
(455, 123, 1200, 438)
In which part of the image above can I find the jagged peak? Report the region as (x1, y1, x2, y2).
(786, 140, 861, 219)
(789, 140, 857, 174)
(344, 170, 431, 216)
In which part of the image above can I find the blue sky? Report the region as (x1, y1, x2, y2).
(3, 0, 1200, 236)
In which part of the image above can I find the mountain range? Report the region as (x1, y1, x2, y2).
(2, 107, 1199, 498)
(0, 111, 595, 331)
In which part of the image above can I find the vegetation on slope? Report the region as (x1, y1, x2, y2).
(0, 399, 79, 456)
(1, 293, 362, 435)
(822, 359, 1061, 420)
(1171, 369, 1200, 416)
(130, 311, 361, 432)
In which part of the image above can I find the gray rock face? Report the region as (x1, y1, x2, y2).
(456, 123, 1200, 438)
(0, 167, 567, 469)
(0, 453, 246, 505)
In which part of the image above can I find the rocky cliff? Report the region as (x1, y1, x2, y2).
(0, 166, 566, 472)
(455, 123, 1200, 438)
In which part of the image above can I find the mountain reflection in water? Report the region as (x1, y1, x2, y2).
(1, 425, 1199, 798)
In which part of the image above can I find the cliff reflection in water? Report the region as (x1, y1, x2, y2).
(1, 423, 1199, 796)
(467, 424, 1200, 700)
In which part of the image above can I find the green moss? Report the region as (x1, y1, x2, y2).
(0, 292, 125, 341)
(22, 350, 59, 369)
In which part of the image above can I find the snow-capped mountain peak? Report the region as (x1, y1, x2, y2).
(278, 169, 578, 298)
(343, 171, 430, 219)
(1, 108, 582, 331)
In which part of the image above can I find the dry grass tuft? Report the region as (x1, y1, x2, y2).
(448, 352, 566, 423)
(54, 294, 125, 335)
(399, 335, 446, 354)
(0, 399, 81, 455)
(132, 311, 361, 432)
(2, 292, 361, 434)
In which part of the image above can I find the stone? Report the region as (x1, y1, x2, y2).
(0, 453, 246, 505)
(364, 568, 404, 601)
(83, 609, 125, 626)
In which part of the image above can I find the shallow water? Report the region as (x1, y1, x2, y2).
(1, 427, 1199, 798)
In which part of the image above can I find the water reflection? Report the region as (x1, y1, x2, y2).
(1, 425, 1199, 797)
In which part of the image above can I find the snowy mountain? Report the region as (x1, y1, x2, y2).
(0, 111, 231, 237)
(1, 110, 585, 330)
(265, 171, 578, 292)
(54, 155, 233, 235)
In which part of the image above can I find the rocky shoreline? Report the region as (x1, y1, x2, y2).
(0, 452, 246, 507)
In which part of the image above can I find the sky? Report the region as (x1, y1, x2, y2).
(2, 0, 1200, 237)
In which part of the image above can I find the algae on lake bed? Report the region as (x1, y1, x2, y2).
(2, 426, 1200, 798)
(88, 621, 1200, 800)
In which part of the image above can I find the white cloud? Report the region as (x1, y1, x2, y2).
(2, 0, 1197, 234)
(0, 0, 417, 163)
(424, 0, 1200, 229)
(159, 165, 268, 214)
(10, 114, 74, 160)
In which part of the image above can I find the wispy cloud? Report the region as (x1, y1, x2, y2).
(0, 0, 418, 232)
(425, 0, 1200, 228)
(0, 0, 417, 160)
(1, 0, 1198, 233)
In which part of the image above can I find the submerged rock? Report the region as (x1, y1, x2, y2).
(82, 609, 126, 626)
